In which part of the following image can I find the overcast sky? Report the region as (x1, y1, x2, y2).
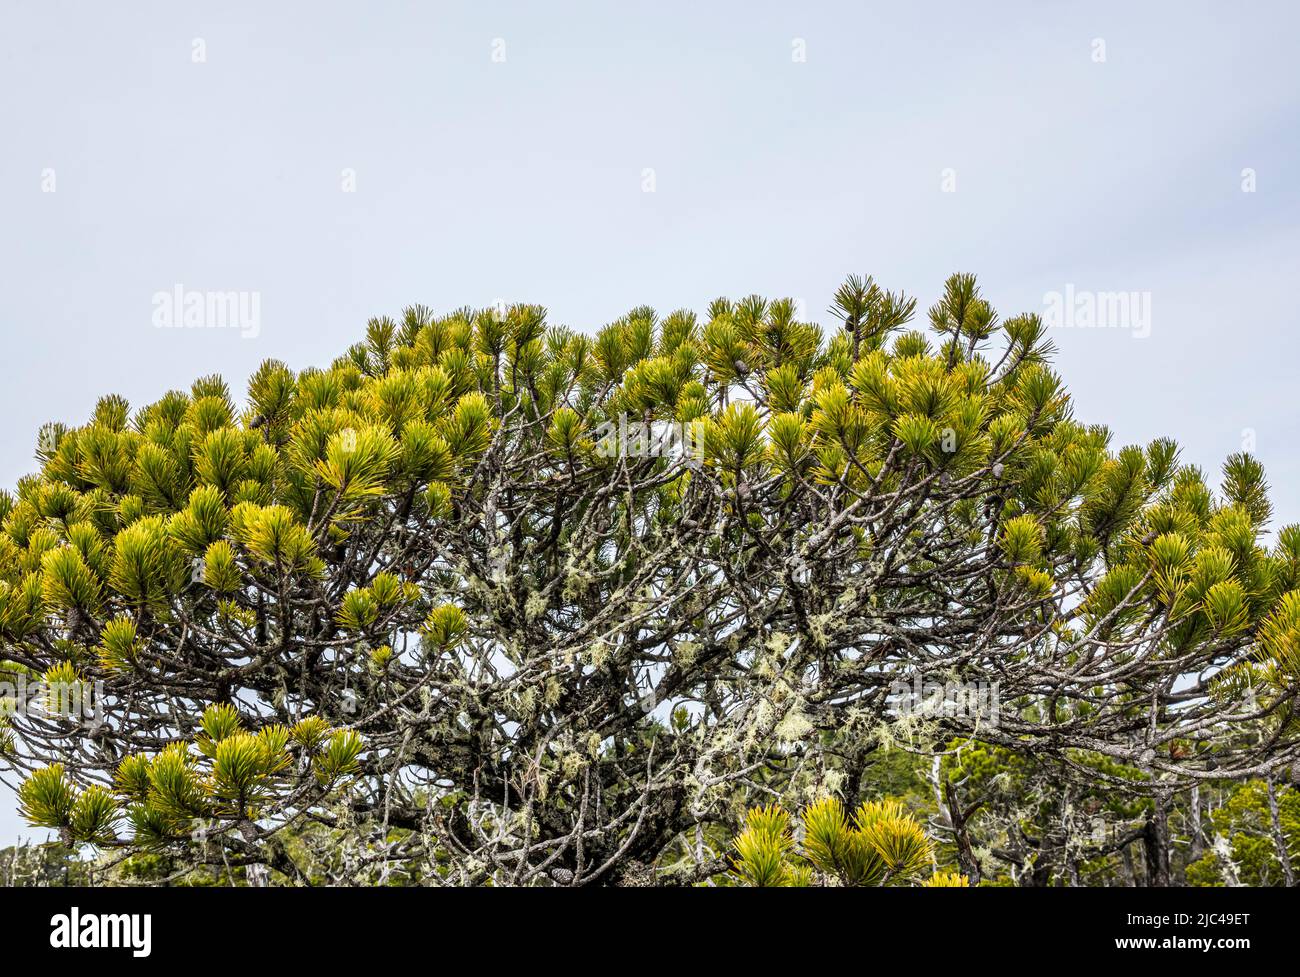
(2, 0, 1298, 846)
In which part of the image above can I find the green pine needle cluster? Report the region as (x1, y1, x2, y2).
(731, 796, 958, 887)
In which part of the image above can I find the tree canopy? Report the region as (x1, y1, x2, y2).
(3, 273, 1299, 885)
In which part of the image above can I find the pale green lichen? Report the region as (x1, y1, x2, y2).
(774, 703, 813, 743)
(524, 591, 549, 622)
(673, 640, 699, 668)
(543, 677, 562, 708)
(764, 630, 791, 656)
(561, 751, 584, 780)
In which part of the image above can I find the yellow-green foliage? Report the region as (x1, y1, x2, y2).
(18, 705, 360, 847)
(2, 279, 1296, 884)
(731, 796, 961, 887)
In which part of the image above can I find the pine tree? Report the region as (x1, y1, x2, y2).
(3, 275, 1299, 885)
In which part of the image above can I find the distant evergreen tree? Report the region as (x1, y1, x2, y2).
(0, 839, 91, 886)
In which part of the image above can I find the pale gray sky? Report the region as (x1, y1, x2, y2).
(2, 0, 1298, 845)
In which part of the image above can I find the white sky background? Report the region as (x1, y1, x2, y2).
(1, 0, 1298, 845)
